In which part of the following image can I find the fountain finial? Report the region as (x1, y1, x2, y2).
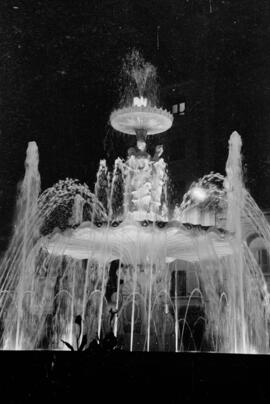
(133, 96, 147, 107)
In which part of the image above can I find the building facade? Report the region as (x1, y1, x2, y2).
(161, 80, 270, 302)
(161, 80, 214, 207)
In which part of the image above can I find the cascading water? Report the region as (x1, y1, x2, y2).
(0, 54, 270, 352)
(0, 129, 269, 352)
(191, 132, 270, 353)
(0, 142, 40, 349)
(225, 132, 247, 352)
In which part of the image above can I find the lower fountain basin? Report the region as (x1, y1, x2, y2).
(44, 220, 233, 263)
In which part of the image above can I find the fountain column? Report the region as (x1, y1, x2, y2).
(15, 142, 41, 350)
(225, 131, 247, 353)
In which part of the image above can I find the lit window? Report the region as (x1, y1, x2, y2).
(172, 104, 178, 114)
(258, 249, 270, 273)
(171, 102, 186, 115)
(179, 102, 185, 115)
(249, 237, 270, 274)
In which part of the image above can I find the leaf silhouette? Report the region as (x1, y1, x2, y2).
(61, 339, 74, 351)
(78, 334, 88, 351)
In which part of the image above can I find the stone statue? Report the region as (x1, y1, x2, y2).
(125, 139, 166, 220)
(152, 145, 164, 161)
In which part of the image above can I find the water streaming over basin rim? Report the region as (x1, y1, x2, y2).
(44, 219, 234, 263)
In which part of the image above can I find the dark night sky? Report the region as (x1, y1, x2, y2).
(0, 0, 270, 235)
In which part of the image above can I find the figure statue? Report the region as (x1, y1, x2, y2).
(125, 138, 167, 219)
(152, 144, 164, 161)
(127, 138, 151, 162)
(127, 146, 136, 158)
(135, 139, 151, 161)
(150, 144, 166, 215)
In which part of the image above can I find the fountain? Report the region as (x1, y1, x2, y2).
(0, 54, 270, 353)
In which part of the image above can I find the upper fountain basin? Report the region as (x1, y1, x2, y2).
(110, 105, 173, 135)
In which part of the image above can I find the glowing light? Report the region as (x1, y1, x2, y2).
(133, 96, 147, 107)
(190, 186, 208, 203)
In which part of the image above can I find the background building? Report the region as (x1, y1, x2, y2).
(161, 80, 214, 206)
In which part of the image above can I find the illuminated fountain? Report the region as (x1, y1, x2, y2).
(0, 56, 270, 352)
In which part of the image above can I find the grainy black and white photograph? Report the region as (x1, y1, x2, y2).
(0, 0, 270, 402)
